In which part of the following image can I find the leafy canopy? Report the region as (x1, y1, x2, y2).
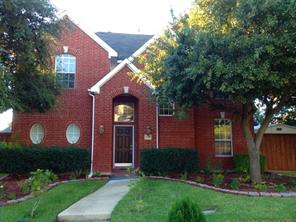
(140, 0, 296, 111)
(0, 0, 60, 112)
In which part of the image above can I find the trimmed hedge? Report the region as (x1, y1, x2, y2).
(140, 148, 199, 175)
(0, 146, 90, 175)
(234, 154, 266, 173)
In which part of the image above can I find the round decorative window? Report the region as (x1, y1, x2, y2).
(66, 124, 80, 144)
(30, 123, 45, 144)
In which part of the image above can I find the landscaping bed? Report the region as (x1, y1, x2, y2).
(161, 171, 296, 193)
(0, 173, 108, 204)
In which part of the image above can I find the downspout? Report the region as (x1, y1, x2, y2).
(88, 91, 95, 178)
(156, 102, 159, 149)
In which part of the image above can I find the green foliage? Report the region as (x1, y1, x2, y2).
(0, 0, 60, 112)
(7, 192, 16, 200)
(289, 179, 296, 186)
(140, 148, 199, 175)
(230, 178, 240, 190)
(180, 172, 188, 181)
(238, 174, 251, 184)
(254, 182, 268, 192)
(212, 174, 224, 187)
(21, 169, 57, 197)
(0, 141, 22, 149)
(274, 184, 287, 193)
(195, 176, 204, 184)
(0, 146, 90, 175)
(167, 198, 206, 222)
(139, 0, 296, 183)
(234, 154, 265, 174)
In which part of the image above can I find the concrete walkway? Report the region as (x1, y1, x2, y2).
(58, 179, 131, 222)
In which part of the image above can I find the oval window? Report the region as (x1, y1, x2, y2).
(114, 103, 134, 122)
(66, 124, 80, 144)
(30, 123, 45, 144)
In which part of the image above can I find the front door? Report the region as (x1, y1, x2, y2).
(114, 126, 133, 167)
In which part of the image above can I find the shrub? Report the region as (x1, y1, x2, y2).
(0, 146, 90, 175)
(234, 154, 266, 174)
(7, 192, 16, 200)
(180, 172, 188, 180)
(230, 178, 240, 190)
(254, 182, 268, 192)
(195, 176, 204, 184)
(289, 178, 296, 186)
(167, 198, 206, 222)
(274, 184, 287, 193)
(212, 174, 224, 187)
(140, 148, 198, 175)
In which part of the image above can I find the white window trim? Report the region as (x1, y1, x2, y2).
(158, 102, 175, 117)
(66, 123, 80, 144)
(30, 123, 45, 145)
(55, 54, 76, 89)
(214, 119, 233, 157)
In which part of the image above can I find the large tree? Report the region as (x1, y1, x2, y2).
(0, 0, 59, 112)
(139, 0, 296, 183)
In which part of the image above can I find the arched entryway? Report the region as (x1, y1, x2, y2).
(112, 94, 138, 168)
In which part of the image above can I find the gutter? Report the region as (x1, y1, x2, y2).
(156, 101, 159, 149)
(88, 91, 96, 177)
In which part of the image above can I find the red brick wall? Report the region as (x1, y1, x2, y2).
(194, 103, 248, 169)
(12, 19, 111, 150)
(92, 66, 156, 173)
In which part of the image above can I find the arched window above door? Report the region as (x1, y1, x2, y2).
(114, 103, 134, 123)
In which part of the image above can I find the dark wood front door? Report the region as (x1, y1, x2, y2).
(114, 126, 133, 165)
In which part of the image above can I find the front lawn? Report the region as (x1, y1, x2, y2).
(112, 179, 296, 222)
(0, 173, 7, 178)
(280, 172, 296, 178)
(1, 180, 106, 222)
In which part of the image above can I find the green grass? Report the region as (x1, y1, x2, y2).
(112, 179, 296, 222)
(0, 173, 7, 178)
(1, 180, 106, 222)
(280, 172, 296, 178)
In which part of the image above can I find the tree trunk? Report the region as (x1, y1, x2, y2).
(242, 104, 262, 183)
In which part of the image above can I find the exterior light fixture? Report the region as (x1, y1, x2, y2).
(99, 125, 104, 135)
(63, 46, 69, 53)
(123, 86, 129, 94)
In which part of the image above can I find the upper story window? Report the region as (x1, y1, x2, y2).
(55, 54, 76, 88)
(214, 119, 233, 157)
(114, 103, 134, 122)
(159, 100, 174, 116)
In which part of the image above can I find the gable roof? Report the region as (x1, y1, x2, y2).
(96, 32, 153, 60)
(59, 13, 118, 58)
(89, 35, 156, 93)
(255, 123, 296, 134)
(89, 58, 153, 93)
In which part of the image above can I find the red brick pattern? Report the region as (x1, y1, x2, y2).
(11, 20, 248, 174)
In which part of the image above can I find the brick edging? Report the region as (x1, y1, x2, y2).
(1, 178, 106, 206)
(147, 176, 296, 197)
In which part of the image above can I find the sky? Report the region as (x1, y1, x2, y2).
(51, 0, 194, 34)
(0, 0, 194, 130)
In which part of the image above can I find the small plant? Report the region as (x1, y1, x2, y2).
(202, 157, 213, 175)
(274, 184, 287, 193)
(212, 174, 224, 187)
(230, 178, 240, 190)
(93, 171, 101, 177)
(289, 178, 296, 186)
(254, 182, 268, 192)
(167, 198, 206, 222)
(7, 192, 16, 200)
(0, 183, 4, 199)
(195, 176, 204, 184)
(238, 173, 251, 183)
(180, 172, 188, 180)
(21, 169, 57, 218)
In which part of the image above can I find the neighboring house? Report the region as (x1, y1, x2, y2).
(259, 124, 296, 171)
(10, 15, 248, 175)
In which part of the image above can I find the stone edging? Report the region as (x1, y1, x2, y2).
(147, 176, 296, 197)
(1, 178, 106, 206)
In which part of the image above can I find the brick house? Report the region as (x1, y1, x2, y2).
(11, 15, 248, 175)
